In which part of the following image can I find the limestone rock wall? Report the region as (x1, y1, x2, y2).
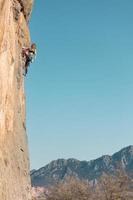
(0, 0, 33, 199)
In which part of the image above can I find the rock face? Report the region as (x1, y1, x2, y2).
(31, 146, 133, 187)
(0, 0, 33, 199)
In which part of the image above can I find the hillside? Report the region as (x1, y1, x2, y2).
(0, 0, 34, 199)
(31, 145, 133, 187)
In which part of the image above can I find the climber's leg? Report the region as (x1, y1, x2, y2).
(25, 66, 28, 76)
(23, 63, 28, 76)
(23, 58, 30, 76)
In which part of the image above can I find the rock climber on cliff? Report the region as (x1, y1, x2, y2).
(22, 43, 37, 76)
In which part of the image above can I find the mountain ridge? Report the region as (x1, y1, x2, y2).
(31, 145, 133, 187)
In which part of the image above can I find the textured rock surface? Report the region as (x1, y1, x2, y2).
(0, 0, 33, 199)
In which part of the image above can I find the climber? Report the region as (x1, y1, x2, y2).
(22, 43, 37, 76)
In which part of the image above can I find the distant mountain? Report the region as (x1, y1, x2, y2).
(31, 145, 133, 187)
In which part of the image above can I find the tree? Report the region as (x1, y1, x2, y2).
(46, 176, 93, 200)
(95, 171, 133, 200)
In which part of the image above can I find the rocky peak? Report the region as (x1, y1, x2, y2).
(112, 145, 133, 169)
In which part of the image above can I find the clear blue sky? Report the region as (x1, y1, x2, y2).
(26, 0, 133, 169)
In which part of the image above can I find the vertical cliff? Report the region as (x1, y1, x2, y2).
(0, 0, 34, 199)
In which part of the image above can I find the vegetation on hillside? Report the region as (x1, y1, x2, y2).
(33, 171, 133, 200)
